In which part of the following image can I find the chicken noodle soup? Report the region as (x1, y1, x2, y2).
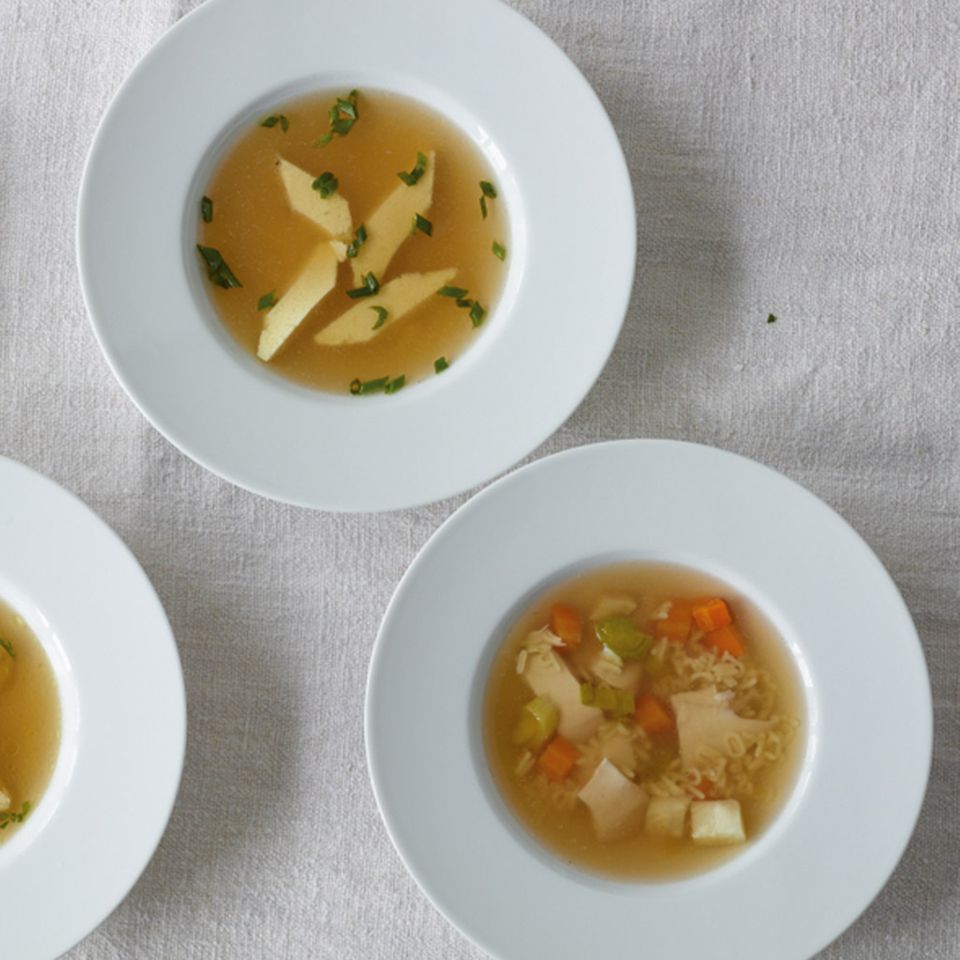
(484, 563, 804, 880)
(197, 88, 509, 393)
(0, 599, 61, 842)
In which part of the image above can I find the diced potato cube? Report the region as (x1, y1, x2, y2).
(645, 796, 690, 839)
(690, 799, 746, 846)
(578, 759, 649, 842)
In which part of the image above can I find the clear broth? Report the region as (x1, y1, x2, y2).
(0, 599, 61, 842)
(484, 562, 805, 881)
(198, 88, 509, 392)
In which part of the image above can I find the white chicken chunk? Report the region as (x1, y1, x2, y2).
(522, 648, 602, 742)
(578, 759, 649, 842)
(590, 649, 644, 693)
(645, 796, 690, 839)
(690, 799, 746, 845)
(670, 686, 774, 769)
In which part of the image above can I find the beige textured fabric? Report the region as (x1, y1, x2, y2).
(1, 0, 957, 956)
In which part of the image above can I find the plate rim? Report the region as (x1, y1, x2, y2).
(0, 456, 186, 959)
(76, 0, 636, 512)
(365, 438, 932, 960)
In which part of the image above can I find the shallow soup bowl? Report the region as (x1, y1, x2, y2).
(0, 458, 185, 960)
(366, 440, 931, 960)
(77, 0, 635, 511)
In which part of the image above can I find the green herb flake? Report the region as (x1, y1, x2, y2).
(350, 376, 389, 395)
(311, 171, 339, 198)
(346, 224, 368, 258)
(434, 356, 449, 373)
(200, 196, 213, 223)
(437, 285, 469, 299)
(456, 297, 473, 308)
(0, 801, 31, 830)
(314, 90, 359, 147)
(469, 301, 486, 327)
(257, 291, 277, 311)
(0, 637, 14, 659)
(398, 151, 428, 186)
(196, 245, 242, 289)
(346, 272, 380, 299)
(261, 114, 289, 132)
(492, 240, 506, 260)
(767, 313, 777, 324)
(370, 306, 389, 330)
(411, 213, 433, 236)
(480, 180, 498, 199)
(384, 375, 406, 394)
(479, 195, 488, 219)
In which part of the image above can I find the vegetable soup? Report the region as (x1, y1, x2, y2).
(0, 599, 61, 841)
(484, 563, 804, 880)
(197, 88, 509, 394)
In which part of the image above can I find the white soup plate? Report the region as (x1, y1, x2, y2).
(0, 457, 185, 959)
(366, 440, 931, 960)
(77, 0, 635, 511)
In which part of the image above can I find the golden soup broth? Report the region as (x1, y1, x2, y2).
(0, 599, 61, 841)
(484, 563, 804, 881)
(198, 88, 508, 392)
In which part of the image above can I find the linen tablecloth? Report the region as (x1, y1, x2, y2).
(1, 0, 957, 956)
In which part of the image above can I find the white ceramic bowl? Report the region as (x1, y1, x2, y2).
(0, 457, 185, 959)
(366, 440, 931, 960)
(77, 0, 635, 511)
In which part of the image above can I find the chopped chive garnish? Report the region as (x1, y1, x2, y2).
(261, 114, 289, 132)
(456, 297, 473, 308)
(384, 375, 406, 394)
(411, 213, 433, 236)
(0, 637, 14, 659)
(438, 285, 468, 299)
(469, 301, 486, 327)
(346, 224, 368, 258)
(434, 357, 449, 373)
(767, 313, 777, 324)
(492, 241, 506, 260)
(350, 376, 388, 395)
(0, 801, 31, 830)
(370, 306, 389, 329)
(346, 272, 380, 298)
(311, 171, 338, 197)
(200, 196, 213, 223)
(398, 151, 428, 186)
(196, 245, 242, 289)
(479, 180, 498, 219)
(257, 291, 277, 311)
(314, 90, 359, 146)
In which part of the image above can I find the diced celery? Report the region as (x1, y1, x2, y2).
(579, 683, 635, 718)
(512, 696, 558, 748)
(595, 617, 653, 662)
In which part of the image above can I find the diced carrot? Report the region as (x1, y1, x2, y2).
(703, 624, 745, 659)
(549, 603, 583, 648)
(537, 736, 580, 782)
(692, 598, 732, 632)
(693, 776, 715, 799)
(654, 600, 694, 644)
(635, 694, 675, 736)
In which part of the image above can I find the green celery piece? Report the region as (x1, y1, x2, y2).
(596, 616, 653, 662)
(513, 696, 558, 748)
